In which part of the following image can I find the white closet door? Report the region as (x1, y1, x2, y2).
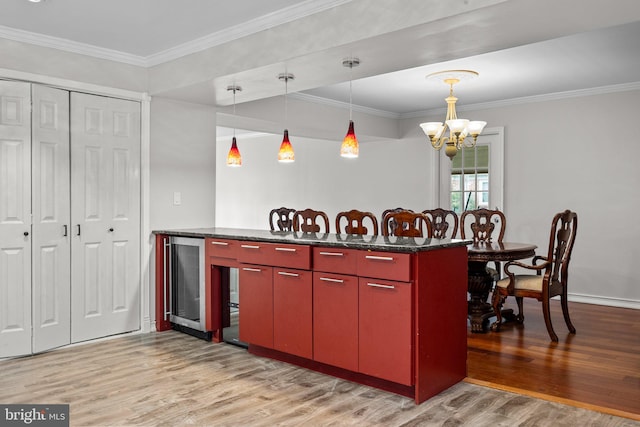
(70, 93, 141, 343)
(31, 85, 71, 353)
(0, 81, 32, 358)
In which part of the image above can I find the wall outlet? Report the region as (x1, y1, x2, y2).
(173, 191, 181, 206)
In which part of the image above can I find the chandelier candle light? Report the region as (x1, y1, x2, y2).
(226, 85, 242, 167)
(278, 73, 295, 163)
(420, 70, 486, 160)
(340, 57, 360, 158)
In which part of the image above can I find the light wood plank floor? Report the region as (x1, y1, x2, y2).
(1, 330, 638, 427)
(467, 298, 640, 420)
(1, 300, 638, 426)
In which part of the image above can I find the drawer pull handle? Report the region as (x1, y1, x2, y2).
(242, 267, 262, 272)
(275, 247, 296, 252)
(241, 244, 260, 249)
(365, 255, 394, 261)
(319, 277, 344, 283)
(210, 241, 229, 246)
(367, 282, 395, 289)
(278, 271, 299, 277)
(319, 251, 344, 256)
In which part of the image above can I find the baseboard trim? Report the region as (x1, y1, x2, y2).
(464, 378, 640, 421)
(567, 293, 640, 310)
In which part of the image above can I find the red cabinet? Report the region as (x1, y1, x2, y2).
(238, 242, 310, 270)
(273, 268, 313, 359)
(312, 247, 358, 274)
(356, 250, 411, 282)
(358, 277, 413, 385)
(238, 265, 273, 349)
(312, 271, 358, 371)
(205, 238, 238, 259)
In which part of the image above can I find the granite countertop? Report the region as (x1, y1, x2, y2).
(153, 227, 471, 253)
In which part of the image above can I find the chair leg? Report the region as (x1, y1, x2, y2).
(542, 297, 558, 342)
(515, 296, 524, 323)
(561, 292, 576, 334)
(490, 291, 504, 332)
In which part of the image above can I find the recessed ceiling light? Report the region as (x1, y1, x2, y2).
(28, 0, 45, 3)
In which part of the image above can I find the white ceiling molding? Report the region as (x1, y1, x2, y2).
(400, 81, 640, 120)
(0, 25, 147, 67)
(146, 0, 354, 67)
(0, 0, 354, 68)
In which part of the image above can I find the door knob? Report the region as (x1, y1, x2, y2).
(23, 231, 29, 236)
(108, 228, 114, 232)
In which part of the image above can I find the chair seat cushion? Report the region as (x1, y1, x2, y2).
(496, 275, 543, 292)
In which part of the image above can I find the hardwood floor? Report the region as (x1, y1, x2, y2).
(0, 300, 637, 426)
(467, 298, 640, 420)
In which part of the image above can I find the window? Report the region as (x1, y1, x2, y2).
(450, 145, 489, 213)
(439, 128, 504, 214)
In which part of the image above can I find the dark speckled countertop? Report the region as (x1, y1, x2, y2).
(153, 227, 471, 253)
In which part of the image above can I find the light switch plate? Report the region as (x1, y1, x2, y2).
(173, 191, 181, 206)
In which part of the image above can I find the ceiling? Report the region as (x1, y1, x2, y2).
(2, 0, 640, 116)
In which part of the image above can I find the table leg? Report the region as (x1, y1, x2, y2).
(467, 261, 497, 333)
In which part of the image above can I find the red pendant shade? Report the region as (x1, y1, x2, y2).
(278, 129, 295, 163)
(340, 120, 359, 158)
(226, 136, 242, 167)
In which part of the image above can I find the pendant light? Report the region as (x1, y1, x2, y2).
(277, 73, 295, 163)
(226, 85, 242, 167)
(340, 58, 360, 158)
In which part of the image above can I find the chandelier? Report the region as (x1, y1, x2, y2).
(419, 70, 486, 160)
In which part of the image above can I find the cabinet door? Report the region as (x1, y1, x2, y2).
(70, 93, 141, 343)
(239, 265, 273, 348)
(0, 81, 32, 358)
(273, 268, 312, 359)
(313, 272, 358, 371)
(31, 84, 71, 354)
(359, 278, 413, 385)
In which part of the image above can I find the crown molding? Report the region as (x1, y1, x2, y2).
(147, 0, 354, 66)
(401, 81, 640, 119)
(0, 0, 353, 67)
(0, 25, 147, 67)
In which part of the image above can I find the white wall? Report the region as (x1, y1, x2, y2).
(412, 89, 640, 306)
(150, 97, 217, 229)
(217, 88, 640, 307)
(215, 131, 437, 231)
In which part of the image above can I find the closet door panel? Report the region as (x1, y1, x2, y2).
(31, 85, 71, 354)
(71, 93, 140, 343)
(0, 81, 32, 358)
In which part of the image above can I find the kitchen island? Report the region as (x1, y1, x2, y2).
(154, 228, 469, 404)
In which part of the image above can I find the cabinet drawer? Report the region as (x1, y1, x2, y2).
(312, 247, 358, 274)
(356, 251, 411, 282)
(237, 241, 311, 269)
(205, 238, 238, 259)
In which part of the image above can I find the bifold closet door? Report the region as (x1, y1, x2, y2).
(70, 92, 141, 343)
(31, 85, 71, 354)
(0, 81, 32, 357)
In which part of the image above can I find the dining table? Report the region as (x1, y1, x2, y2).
(466, 241, 537, 332)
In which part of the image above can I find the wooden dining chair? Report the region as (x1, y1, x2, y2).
(292, 208, 331, 233)
(380, 207, 412, 236)
(381, 210, 431, 238)
(422, 208, 459, 239)
(461, 208, 507, 280)
(269, 207, 296, 231)
(335, 209, 378, 235)
(491, 210, 578, 342)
